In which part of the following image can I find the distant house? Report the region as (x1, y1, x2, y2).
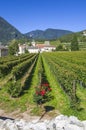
(28, 46, 39, 53)
(18, 44, 28, 54)
(0, 45, 8, 57)
(83, 31, 86, 36)
(36, 44, 56, 53)
(44, 45, 56, 52)
(18, 41, 56, 54)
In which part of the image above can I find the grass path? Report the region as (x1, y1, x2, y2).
(0, 73, 12, 87)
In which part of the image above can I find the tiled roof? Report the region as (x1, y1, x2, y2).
(36, 44, 55, 48)
(36, 44, 45, 48)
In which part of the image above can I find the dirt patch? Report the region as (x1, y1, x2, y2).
(0, 108, 60, 121)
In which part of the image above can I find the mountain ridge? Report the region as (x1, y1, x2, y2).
(25, 28, 73, 40)
(0, 16, 85, 45)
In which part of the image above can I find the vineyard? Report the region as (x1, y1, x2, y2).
(0, 51, 86, 120)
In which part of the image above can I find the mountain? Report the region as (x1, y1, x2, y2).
(0, 16, 25, 45)
(25, 28, 73, 40)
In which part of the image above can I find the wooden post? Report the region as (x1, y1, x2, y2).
(72, 80, 76, 100)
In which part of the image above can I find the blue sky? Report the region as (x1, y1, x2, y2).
(0, 0, 86, 33)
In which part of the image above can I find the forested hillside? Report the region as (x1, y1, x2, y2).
(0, 17, 25, 45)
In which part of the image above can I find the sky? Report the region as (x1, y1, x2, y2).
(0, 0, 86, 34)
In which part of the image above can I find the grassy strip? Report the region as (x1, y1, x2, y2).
(75, 85, 86, 120)
(41, 55, 70, 113)
(26, 54, 43, 104)
(0, 73, 13, 87)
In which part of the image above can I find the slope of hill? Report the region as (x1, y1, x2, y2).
(0, 17, 25, 45)
(55, 30, 86, 50)
(25, 28, 73, 40)
(58, 30, 86, 42)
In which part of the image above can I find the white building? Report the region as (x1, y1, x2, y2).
(83, 31, 86, 36)
(18, 44, 28, 54)
(28, 46, 39, 53)
(36, 44, 56, 53)
(18, 41, 56, 54)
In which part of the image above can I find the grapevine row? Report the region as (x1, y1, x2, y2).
(42, 53, 80, 108)
(0, 53, 36, 77)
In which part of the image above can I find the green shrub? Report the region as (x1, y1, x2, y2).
(6, 81, 22, 98)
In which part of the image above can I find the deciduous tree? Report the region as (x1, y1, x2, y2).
(71, 35, 79, 51)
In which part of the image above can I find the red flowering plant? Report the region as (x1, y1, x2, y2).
(33, 83, 52, 105)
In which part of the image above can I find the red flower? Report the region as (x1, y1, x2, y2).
(40, 90, 46, 96)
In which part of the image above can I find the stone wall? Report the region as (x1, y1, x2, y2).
(0, 115, 86, 130)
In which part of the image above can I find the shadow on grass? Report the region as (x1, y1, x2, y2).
(20, 58, 38, 96)
(76, 107, 84, 111)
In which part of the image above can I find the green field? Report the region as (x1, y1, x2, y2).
(0, 51, 86, 120)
